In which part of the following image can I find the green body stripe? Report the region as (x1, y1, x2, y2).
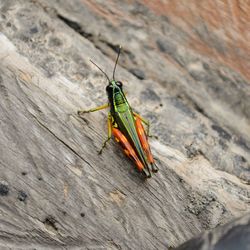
(112, 90, 149, 168)
(118, 112, 147, 164)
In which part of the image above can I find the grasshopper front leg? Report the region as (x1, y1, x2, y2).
(77, 103, 109, 115)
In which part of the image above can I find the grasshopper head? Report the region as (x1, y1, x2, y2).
(106, 80, 123, 98)
(106, 80, 125, 106)
(106, 80, 122, 90)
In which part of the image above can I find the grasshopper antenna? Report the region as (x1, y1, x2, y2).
(90, 60, 110, 82)
(112, 45, 122, 81)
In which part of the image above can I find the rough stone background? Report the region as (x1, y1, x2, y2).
(0, 0, 249, 249)
(176, 213, 250, 250)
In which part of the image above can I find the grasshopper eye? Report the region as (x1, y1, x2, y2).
(116, 81, 123, 87)
(106, 84, 113, 92)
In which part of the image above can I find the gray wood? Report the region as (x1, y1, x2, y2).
(0, 0, 249, 249)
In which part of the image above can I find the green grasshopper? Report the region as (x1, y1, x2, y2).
(78, 46, 158, 178)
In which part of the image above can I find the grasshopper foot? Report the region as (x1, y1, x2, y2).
(98, 138, 110, 155)
(142, 169, 151, 178)
(147, 134, 159, 140)
(151, 163, 159, 173)
(77, 110, 89, 116)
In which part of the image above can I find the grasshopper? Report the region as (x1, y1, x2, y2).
(78, 46, 158, 178)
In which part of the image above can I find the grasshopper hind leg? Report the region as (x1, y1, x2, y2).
(112, 127, 151, 178)
(134, 116, 159, 174)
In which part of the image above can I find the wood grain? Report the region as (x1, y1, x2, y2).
(0, 0, 249, 249)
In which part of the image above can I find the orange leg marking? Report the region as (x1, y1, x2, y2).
(112, 128, 144, 171)
(135, 117, 154, 164)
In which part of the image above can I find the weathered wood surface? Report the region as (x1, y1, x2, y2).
(0, 0, 249, 249)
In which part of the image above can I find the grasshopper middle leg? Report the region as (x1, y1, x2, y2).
(98, 113, 112, 155)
